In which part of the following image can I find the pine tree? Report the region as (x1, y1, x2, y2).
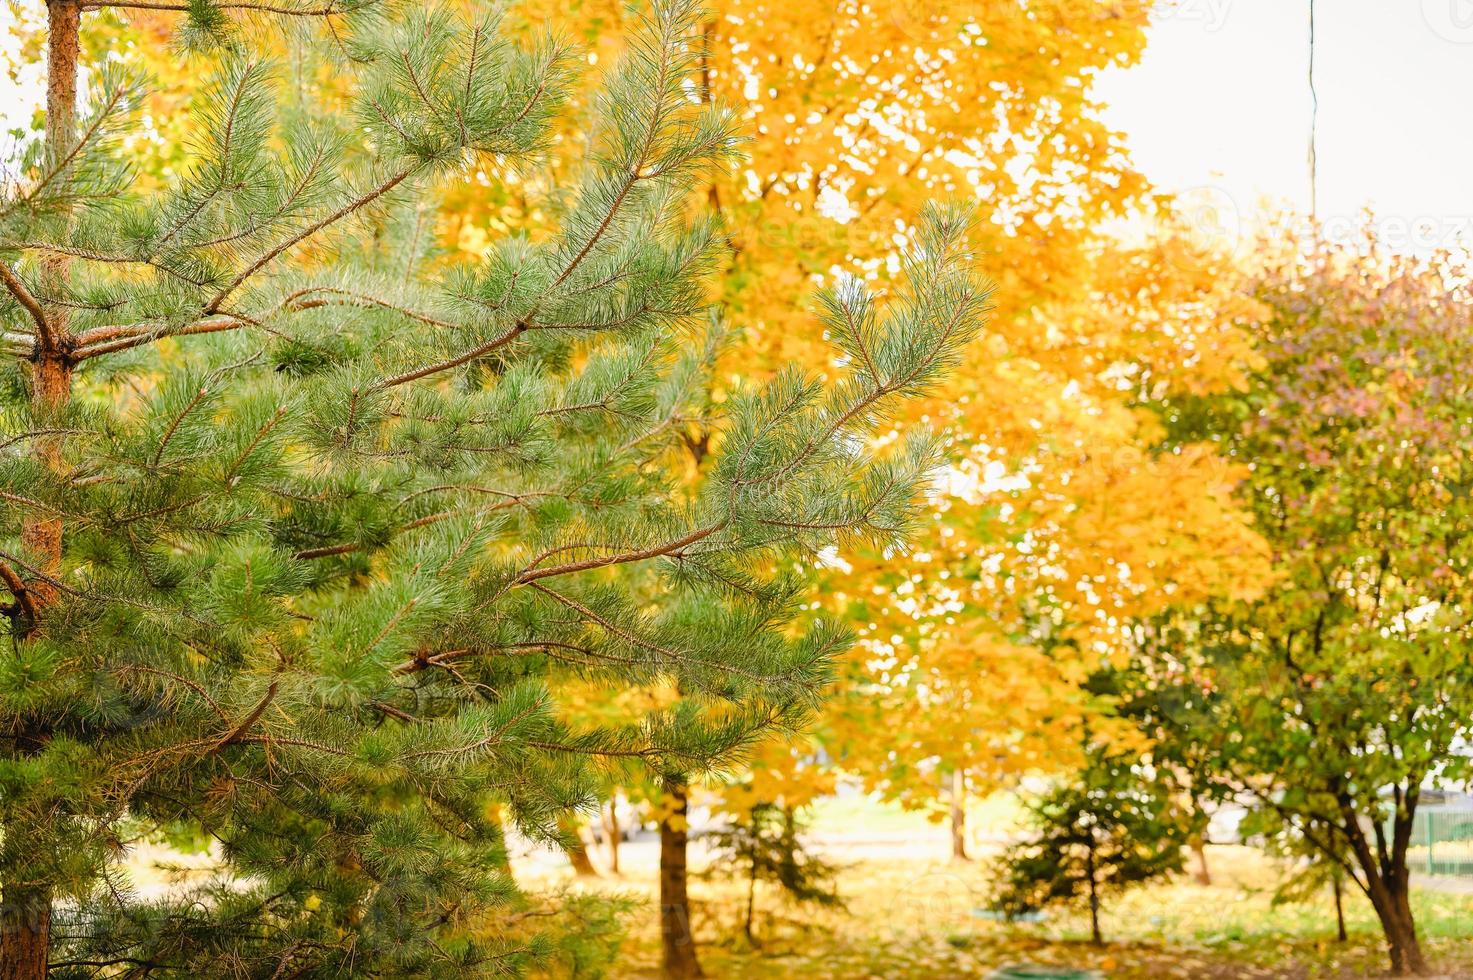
(991, 751, 1190, 945)
(698, 801, 841, 949)
(0, 0, 990, 974)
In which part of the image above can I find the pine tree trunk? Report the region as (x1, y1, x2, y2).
(558, 815, 600, 877)
(604, 799, 621, 875)
(4, 5, 80, 976)
(22, 0, 78, 602)
(949, 767, 968, 861)
(660, 775, 703, 979)
(1333, 872, 1347, 943)
(0, 890, 50, 980)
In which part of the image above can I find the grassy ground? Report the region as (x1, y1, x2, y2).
(515, 799, 1473, 979)
(118, 791, 1473, 977)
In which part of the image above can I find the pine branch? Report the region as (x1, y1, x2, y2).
(113, 664, 233, 725)
(155, 59, 266, 253)
(291, 511, 454, 560)
(205, 167, 418, 313)
(377, 321, 526, 389)
(222, 406, 288, 484)
(151, 385, 210, 469)
(0, 261, 49, 343)
(527, 582, 781, 685)
(209, 679, 281, 753)
(516, 522, 725, 584)
(0, 79, 133, 223)
(71, 315, 249, 360)
(0, 491, 65, 516)
(82, 0, 354, 15)
(0, 561, 38, 623)
(283, 286, 461, 330)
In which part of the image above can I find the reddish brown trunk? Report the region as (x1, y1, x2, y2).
(659, 775, 703, 979)
(23, 0, 77, 602)
(1357, 858, 1428, 975)
(1334, 790, 1428, 975)
(0, 890, 50, 980)
(19, 357, 69, 599)
(1373, 880, 1428, 976)
(4, 5, 81, 976)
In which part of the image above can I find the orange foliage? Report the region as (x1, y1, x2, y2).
(60, 0, 1273, 817)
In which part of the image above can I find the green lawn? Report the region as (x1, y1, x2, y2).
(532, 833, 1473, 978)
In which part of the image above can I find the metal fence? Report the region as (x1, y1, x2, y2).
(1401, 806, 1473, 877)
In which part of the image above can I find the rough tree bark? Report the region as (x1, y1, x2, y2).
(1, 3, 78, 976)
(659, 775, 703, 979)
(1369, 876, 1428, 976)
(1336, 793, 1429, 976)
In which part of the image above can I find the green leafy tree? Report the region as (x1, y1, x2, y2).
(991, 750, 1190, 945)
(1252, 809, 1353, 945)
(699, 800, 842, 949)
(1126, 232, 1473, 976)
(0, 0, 989, 975)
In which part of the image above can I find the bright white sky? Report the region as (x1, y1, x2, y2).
(1098, 0, 1473, 250)
(3, 0, 1471, 247)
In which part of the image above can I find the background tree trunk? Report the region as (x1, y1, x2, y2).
(1085, 834, 1102, 946)
(1378, 880, 1428, 975)
(949, 767, 968, 861)
(743, 858, 759, 948)
(1336, 796, 1429, 975)
(487, 807, 514, 877)
(1332, 871, 1347, 943)
(1190, 839, 1211, 886)
(557, 815, 600, 877)
(660, 775, 703, 978)
(3, 4, 81, 976)
(604, 799, 621, 875)
(1358, 865, 1428, 975)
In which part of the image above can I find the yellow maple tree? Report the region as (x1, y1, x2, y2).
(48, 0, 1273, 839)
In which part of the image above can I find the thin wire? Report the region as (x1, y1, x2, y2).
(1308, 0, 1319, 219)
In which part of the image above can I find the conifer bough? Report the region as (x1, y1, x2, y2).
(0, 0, 988, 974)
